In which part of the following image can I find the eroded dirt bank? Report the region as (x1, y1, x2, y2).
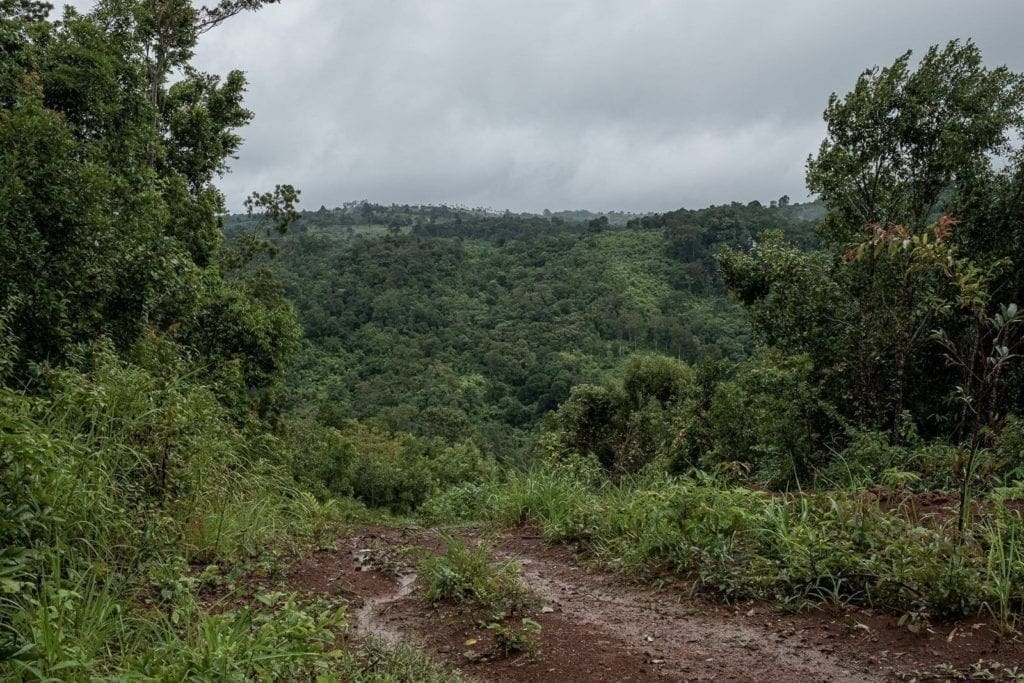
(210, 526, 1024, 681)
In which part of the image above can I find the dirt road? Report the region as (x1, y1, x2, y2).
(273, 526, 1023, 681)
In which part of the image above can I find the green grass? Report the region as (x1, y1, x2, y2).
(418, 536, 532, 618)
(345, 637, 467, 682)
(0, 349, 460, 680)
(422, 456, 1024, 628)
(6, 568, 461, 681)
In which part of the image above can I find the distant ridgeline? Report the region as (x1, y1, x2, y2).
(223, 199, 823, 456)
(223, 198, 821, 247)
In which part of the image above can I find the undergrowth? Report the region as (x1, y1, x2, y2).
(422, 456, 1024, 629)
(0, 349, 454, 680)
(418, 536, 532, 619)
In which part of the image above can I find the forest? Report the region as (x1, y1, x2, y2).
(228, 200, 818, 457)
(2, 1, 1024, 680)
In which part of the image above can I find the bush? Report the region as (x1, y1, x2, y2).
(283, 420, 356, 500)
(994, 415, 1024, 485)
(548, 352, 845, 486)
(0, 348, 351, 676)
(548, 355, 694, 475)
(549, 384, 624, 471)
(700, 352, 829, 487)
(418, 536, 531, 618)
(420, 481, 493, 523)
(312, 421, 497, 514)
(622, 354, 694, 409)
(821, 429, 959, 491)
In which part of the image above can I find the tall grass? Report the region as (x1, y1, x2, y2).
(0, 349, 455, 679)
(982, 506, 1024, 631)
(424, 455, 1024, 627)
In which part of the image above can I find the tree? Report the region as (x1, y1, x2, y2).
(0, 1, 299, 420)
(721, 41, 1024, 447)
(807, 40, 1024, 245)
(850, 216, 1024, 528)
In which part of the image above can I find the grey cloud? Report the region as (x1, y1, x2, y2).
(66, 1, 1024, 212)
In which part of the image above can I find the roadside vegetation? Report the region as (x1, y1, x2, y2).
(0, 1, 454, 679)
(426, 458, 1024, 629)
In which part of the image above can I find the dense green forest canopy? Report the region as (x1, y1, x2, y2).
(223, 199, 821, 457)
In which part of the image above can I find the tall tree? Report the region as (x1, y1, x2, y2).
(720, 41, 1024, 442)
(0, 0, 299, 420)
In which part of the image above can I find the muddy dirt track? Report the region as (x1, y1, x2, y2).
(238, 526, 1024, 681)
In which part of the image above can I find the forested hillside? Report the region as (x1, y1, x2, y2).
(226, 200, 819, 458)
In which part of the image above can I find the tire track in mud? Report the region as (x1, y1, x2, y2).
(283, 527, 1023, 682)
(353, 571, 417, 644)
(346, 527, 877, 681)
(503, 549, 875, 682)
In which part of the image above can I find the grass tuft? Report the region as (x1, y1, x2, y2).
(418, 536, 532, 618)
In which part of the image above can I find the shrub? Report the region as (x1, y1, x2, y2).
(994, 415, 1024, 485)
(284, 420, 356, 500)
(549, 357, 693, 475)
(549, 384, 624, 471)
(622, 354, 694, 409)
(418, 536, 531, 618)
(0, 349, 352, 676)
(307, 421, 497, 514)
(420, 481, 493, 523)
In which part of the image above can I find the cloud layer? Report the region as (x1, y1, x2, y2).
(69, 1, 1024, 212)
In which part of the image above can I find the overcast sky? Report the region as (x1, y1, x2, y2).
(67, 1, 1024, 212)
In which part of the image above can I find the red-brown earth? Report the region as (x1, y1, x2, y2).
(197, 525, 1024, 681)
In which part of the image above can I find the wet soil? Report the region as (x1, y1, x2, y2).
(210, 525, 1024, 681)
